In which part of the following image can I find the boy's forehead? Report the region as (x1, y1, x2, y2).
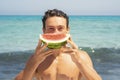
(46, 16, 66, 22)
(45, 17, 66, 25)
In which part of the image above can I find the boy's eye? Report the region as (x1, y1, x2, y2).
(47, 27, 55, 32)
(49, 28, 54, 30)
(58, 27, 63, 31)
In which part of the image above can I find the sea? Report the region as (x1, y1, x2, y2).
(0, 15, 120, 80)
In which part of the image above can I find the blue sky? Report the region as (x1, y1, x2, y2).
(0, 0, 120, 15)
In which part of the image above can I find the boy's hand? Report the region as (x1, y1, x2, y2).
(26, 39, 54, 67)
(67, 37, 78, 49)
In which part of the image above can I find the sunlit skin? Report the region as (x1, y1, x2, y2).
(15, 16, 102, 80)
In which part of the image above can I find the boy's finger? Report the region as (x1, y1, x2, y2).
(67, 39, 78, 49)
(42, 50, 53, 56)
(35, 40, 42, 54)
(35, 40, 42, 50)
(38, 43, 48, 53)
(37, 39, 42, 47)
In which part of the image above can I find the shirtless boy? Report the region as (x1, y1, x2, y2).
(15, 9, 102, 80)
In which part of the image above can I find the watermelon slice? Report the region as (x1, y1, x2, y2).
(40, 33, 70, 49)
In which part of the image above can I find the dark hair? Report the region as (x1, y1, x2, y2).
(42, 9, 69, 29)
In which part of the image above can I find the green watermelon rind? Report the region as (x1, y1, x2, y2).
(42, 41, 67, 49)
(40, 34, 70, 49)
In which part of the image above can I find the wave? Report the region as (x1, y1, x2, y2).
(0, 47, 120, 64)
(0, 47, 120, 80)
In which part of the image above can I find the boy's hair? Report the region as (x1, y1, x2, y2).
(42, 9, 69, 29)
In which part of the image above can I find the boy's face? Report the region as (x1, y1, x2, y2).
(43, 16, 69, 34)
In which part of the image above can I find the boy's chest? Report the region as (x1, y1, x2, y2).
(36, 53, 80, 79)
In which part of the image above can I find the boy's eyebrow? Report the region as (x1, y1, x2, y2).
(47, 26, 54, 28)
(58, 25, 65, 27)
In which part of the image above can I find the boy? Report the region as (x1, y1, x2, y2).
(15, 9, 102, 80)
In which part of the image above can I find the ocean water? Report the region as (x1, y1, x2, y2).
(0, 15, 120, 80)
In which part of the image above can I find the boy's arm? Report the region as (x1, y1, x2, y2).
(15, 70, 24, 80)
(77, 50, 102, 80)
(15, 40, 54, 80)
(67, 38, 102, 80)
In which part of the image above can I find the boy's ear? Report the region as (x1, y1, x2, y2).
(42, 27, 45, 33)
(66, 26, 70, 33)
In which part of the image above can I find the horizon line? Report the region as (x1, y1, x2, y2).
(0, 14, 120, 16)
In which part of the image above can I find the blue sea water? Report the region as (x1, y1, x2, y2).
(0, 15, 120, 80)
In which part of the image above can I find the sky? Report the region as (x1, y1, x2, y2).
(0, 0, 120, 15)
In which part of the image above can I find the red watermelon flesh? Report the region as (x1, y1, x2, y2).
(42, 33, 66, 40)
(40, 33, 70, 48)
